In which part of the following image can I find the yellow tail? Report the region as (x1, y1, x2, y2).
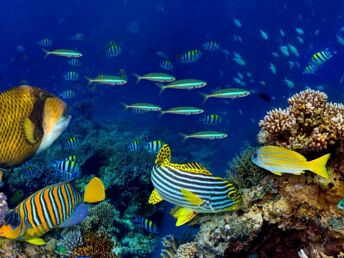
(84, 177, 106, 203)
(307, 153, 331, 178)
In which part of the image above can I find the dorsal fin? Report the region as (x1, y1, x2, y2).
(169, 162, 212, 175)
(155, 144, 171, 166)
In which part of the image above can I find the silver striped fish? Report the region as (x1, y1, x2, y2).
(149, 144, 241, 226)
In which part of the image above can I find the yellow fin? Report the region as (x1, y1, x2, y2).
(181, 188, 204, 205)
(306, 153, 331, 179)
(148, 188, 163, 205)
(271, 171, 283, 176)
(172, 207, 197, 226)
(25, 237, 46, 245)
(84, 177, 106, 203)
(169, 162, 212, 175)
(23, 117, 40, 144)
(155, 144, 171, 166)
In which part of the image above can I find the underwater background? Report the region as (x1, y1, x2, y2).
(0, 0, 344, 257)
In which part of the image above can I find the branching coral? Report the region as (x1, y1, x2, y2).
(258, 89, 344, 154)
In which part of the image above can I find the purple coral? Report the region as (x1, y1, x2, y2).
(0, 192, 9, 226)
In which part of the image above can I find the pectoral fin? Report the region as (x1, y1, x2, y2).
(23, 117, 41, 144)
(181, 188, 204, 206)
(148, 188, 163, 205)
(25, 237, 46, 245)
(271, 171, 283, 176)
(172, 207, 197, 226)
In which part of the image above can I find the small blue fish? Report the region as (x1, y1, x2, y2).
(19, 163, 40, 178)
(52, 160, 80, 180)
(106, 40, 122, 57)
(68, 58, 81, 67)
(144, 140, 164, 153)
(59, 89, 76, 99)
(202, 41, 220, 51)
(71, 33, 85, 41)
(177, 49, 202, 63)
(66, 137, 79, 149)
(64, 71, 79, 81)
(200, 114, 223, 125)
(159, 60, 173, 70)
(65, 154, 78, 162)
(134, 216, 158, 234)
(37, 38, 52, 47)
(128, 140, 141, 152)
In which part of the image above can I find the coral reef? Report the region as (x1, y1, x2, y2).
(172, 89, 344, 258)
(0, 192, 9, 226)
(160, 234, 199, 258)
(56, 227, 83, 255)
(72, 232, 116, 258)
(226, 145, 267, 188)
(258, 89, 344, 154)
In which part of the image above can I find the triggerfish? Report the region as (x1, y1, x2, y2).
(0, 177, 105, 245)
(149, 144, 241, 226)
(0, 86, 71, 168)
(251, 145, 331, 178)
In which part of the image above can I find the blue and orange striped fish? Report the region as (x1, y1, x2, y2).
(0, 177, 105, 245)
(149, 144, 241, 226)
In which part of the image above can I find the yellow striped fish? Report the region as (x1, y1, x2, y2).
(149, 144, 241, 226)
(252, 145, 330, 178)
(0, 177, 105, 245)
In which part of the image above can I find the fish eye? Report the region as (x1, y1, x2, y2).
(228, 192, 236, 198)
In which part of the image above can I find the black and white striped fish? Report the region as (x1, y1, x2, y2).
(149, 144, 241, 226)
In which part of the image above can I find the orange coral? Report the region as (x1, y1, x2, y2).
(72, 232, 116, 258)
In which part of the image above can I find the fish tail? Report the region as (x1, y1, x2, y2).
(159, 110, 166, 118)
(155, 83, 165, 94)
(132, 73, 142, 84)
(42, 48, 50, 57)
(199, 93, 209, 104)
(179, 133, 189, 142)
(307, 153, 331, 178)
(84, 76, 92, 86)
(84, 177, 105, 203)
(120, 102, 129, 110)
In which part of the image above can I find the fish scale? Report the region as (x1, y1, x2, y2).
(0, 87, 42, 167)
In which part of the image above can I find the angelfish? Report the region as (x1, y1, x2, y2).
(0, 177, 105, 245)
(148, 144, 241, 226)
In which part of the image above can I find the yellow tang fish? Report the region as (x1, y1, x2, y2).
(149, 144, 241, 226)
(252, 145, 331, 178)
(0, 177, 105, 245)
(0, 86, 71, 168)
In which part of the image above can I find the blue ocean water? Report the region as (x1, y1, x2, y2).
(1, 0, 344, 256)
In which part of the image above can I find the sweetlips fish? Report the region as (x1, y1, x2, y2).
(252, 145, 331, 178)
(149, 144, 241, 226)
(0, 177, 105, 245)
(0, 86, 71, 168)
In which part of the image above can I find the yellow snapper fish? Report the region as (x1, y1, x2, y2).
(0, 86, 71, 168)
(149, 144, 241, 226)
(251, 145, 330, 178)
(0, 177, 105, 245)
